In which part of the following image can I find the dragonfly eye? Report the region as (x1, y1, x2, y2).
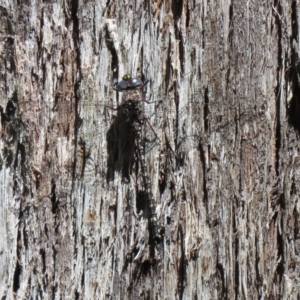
(116, 80, 129, 90)
(128, 77, 143, 88)
(114, 75, 144, 91)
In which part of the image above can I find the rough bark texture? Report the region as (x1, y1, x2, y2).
(1, 0, 300, 299)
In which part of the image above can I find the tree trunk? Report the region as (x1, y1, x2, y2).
(1, 0, 300, 299)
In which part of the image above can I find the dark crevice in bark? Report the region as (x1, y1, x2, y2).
(185, 2, 190, 29)
(204, 86, 209, 133)
(172, 0, 183, 23)
(159, 154, 167, 195)
(173, 79, 181, 169)
(82, 188, 86, 226)
(51, 178, 58, 214)
(140, 45, 145, 78)
(140, 260, 151, 277)
(272, 0, 285, 283)
(273, 0, 282, 176)
(165, 35, 172, 96)
(169, 179, 176, 203)
(276, 212, 285, 281)
(37, 8, 43, 65)
(286, 56, 300, 133)
(166, 216, 171, 225)
(111, 244, 114, 275)
(52, 283, 58, 300)
(71, 0, 82, 183)
(77, 270, 85, 294)
(69, 0, 83, 265)
(228, 2, 233, 44)
(255, 234, 262, 298)
(40, 248, 46, 273)
(78, 139, 87, 179)
(178, 34, 185, 74)
(81, 269, 85, 290)
(39, 8, 46, 91)
(2, 91, 17, 130)
(45, 223, 49, 239)
(4, 97, 17, 122)
(216, 262, 227, 300)
(177, 224, 186, 300)
(23, 219, 28, 250)
(291, 1, 298, 40)
(13, 260, 21, 292)
(44, 136, 49, 155)
(105, 23, 119, 79)
(198, 141, 207, 207)
(201, 4, 205, 50)
(227, 2, 234, 101)
(233, 196, 239, 300)
(293, 206, 299, 240)
(13, 228, 22, 292)
(75, 290, 80, 300)
(51, 250, 57, 298)
(286, 1, 300, 133)
(92, 6, 96, 53)
(172, 0, 184, 74)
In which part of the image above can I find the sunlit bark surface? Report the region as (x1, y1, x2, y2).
(0, 0, 300, 299)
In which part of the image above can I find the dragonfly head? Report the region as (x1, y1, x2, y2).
(114, 75, 144, 91)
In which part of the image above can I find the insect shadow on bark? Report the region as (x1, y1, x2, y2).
(106, 104, 136, 183)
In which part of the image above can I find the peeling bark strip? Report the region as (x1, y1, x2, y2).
(1, 1, 300, 299)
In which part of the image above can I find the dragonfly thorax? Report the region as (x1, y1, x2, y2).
(122, 100, 143, 120)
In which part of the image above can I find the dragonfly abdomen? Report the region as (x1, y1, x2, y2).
(134, 123, 161, 244)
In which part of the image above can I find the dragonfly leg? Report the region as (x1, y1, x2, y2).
(142, 79, 150, 87)
(105, 105, 120, 111)
(143, 116, 161, 143)
(143, 98, 163, 104)
(140, 79, 161, 104)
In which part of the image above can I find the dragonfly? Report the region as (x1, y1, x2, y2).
(110, 74, 162, 244)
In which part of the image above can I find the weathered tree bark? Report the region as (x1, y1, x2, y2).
(1, 0, 300, 299)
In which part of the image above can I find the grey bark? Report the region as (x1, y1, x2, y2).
(0, 0, 300, 299)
